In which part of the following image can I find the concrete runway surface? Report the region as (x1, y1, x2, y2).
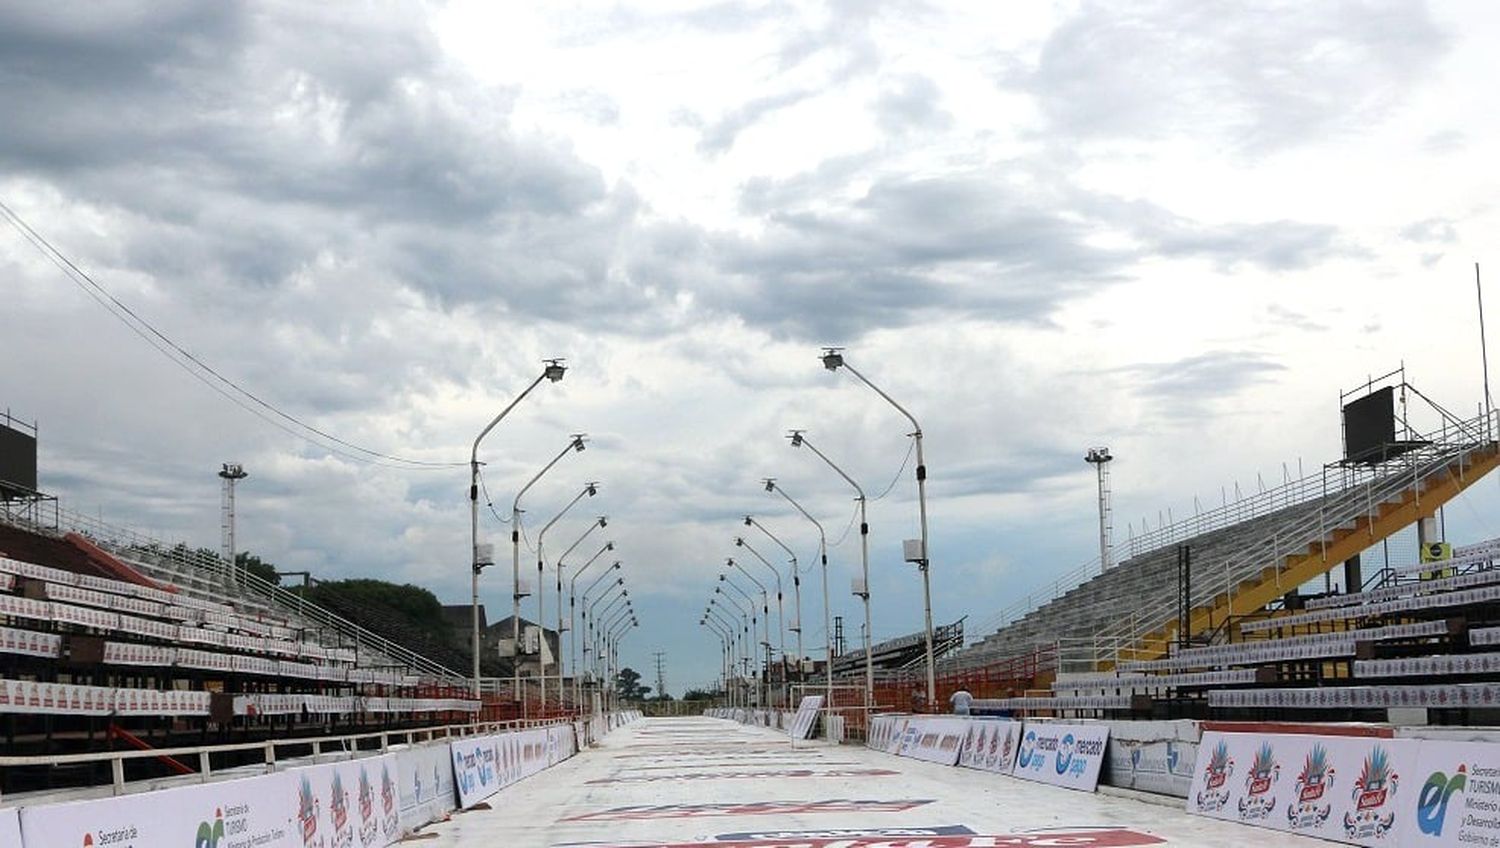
(417, 716, 1323, 847)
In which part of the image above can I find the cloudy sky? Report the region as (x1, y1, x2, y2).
(3, 0, 1499, 694)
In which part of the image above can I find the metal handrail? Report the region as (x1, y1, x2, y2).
(962, 411, 1496, 649)
(1067, 418, 1495, 668)
(0, 715, 579, 800)
(0, 505, 466, 683)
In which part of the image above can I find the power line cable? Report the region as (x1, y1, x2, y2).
(0, 198, 465, 470)
(870, 436, 916, 501)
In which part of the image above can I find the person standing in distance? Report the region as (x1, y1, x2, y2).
(950, 686, 973, 716)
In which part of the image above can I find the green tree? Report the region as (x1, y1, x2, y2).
(235, 552, 281, 585)
(615, 667, 652, 700)
(681, 688, 715, 701)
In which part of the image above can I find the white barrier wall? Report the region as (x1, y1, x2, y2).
(20, 768, 298, 848)
(396, 743, 456, 836)
(1012, 722, 1110, 791)
(957, 719, 1023, 774)
(1, 713, 648, 848)
(1102, 719, 1200, 797)
(286, 753, 403, 848)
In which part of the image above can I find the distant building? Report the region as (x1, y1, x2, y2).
(487, 615, 560, 679)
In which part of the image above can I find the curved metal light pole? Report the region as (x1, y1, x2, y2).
(764, 479, 832, 710)
(789, 430, 873, 705)
(510, 435, 586, 706)
(715, 584, 757, 705)
(726, 559, 770, 706)
(604, 606, 633, 701)
(701, 619, 730, 705)
(536, 484, 600, 710)
(707, 612, 736, 706)
(569, 547, 614, 705)
(609, 617, 638, 709)
(706, 602, 743, 707)
(708, 597, 748, 701)
(745, 516, 802, 667)
(734, 537, 787, 705)
(708, 600, 744, 708)
(548, 515, 606, 707)
(821, 348, 935, 703)
(468, 359, 567, 696)
(585, 578, 625, 692)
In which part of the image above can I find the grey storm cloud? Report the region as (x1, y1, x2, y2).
(1116, 351, 1287, 418)
(1012, 0, 1452, 152)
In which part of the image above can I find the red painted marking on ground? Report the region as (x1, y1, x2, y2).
(571, 830, 1167, 847)
(587, 769, 899, 785)
(560, 799, 934, 822)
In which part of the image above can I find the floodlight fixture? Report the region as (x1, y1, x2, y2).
(544, 359, 568, 382)
(787, 430, 805, 447)
(763, 478, 776, 492)
(820, 348, 845, 371)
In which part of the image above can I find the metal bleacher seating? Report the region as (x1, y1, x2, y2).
(0, 513, 476, 726)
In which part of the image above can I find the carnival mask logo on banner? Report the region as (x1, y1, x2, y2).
(1238, 742, 1281, 821)
(1416, 764, 1467, 837)
(1342, 745, 1399, 841)
(1195, 740, 1235, 813)
(329, 771, 354, 848)
(298, 773, 325, 848)
(1287, 743, 1335, 831)
(357, 765, 378, 845)
(380, 763, 400, 837)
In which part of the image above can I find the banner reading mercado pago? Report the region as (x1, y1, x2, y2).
(1011, 722, 1110, 792)
(19, 769, 297, 848)
(1185, 730, 1418, 847)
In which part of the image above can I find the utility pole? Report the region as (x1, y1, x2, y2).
(653, 651, 667, 701)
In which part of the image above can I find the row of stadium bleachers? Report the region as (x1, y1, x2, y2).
(1006, 533, 1500, 721)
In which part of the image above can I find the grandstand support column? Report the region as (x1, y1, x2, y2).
(820, 349, 936, 704)
(468, 359, 567, 697)
(788, 431, 874, 706)
(765, 480, 833, 717)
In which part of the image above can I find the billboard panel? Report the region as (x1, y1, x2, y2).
(0, 423, 36, 496)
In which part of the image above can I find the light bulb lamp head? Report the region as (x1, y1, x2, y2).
(743, 515, 753, 526)
(544, 359, 568, 382)
(763, 478, 776, 493)
(605, 542, 614, 551)
(820, 348, 844, 371)
(788, 430, 805, 447)
(571, 434, 587, 452)
(585, 482, 599, 497)
(597, 516, 608, 528)
(734, 537, 744, 547)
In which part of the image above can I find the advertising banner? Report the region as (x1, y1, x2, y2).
(789, 696, 824, 740)
(451, 726, 578, 810)
(1396, 737, 1500, 846)
(958, 719, 1023, 774)
(394, 743, 456, 836)
(868, 715, 907, 754)
(285, 753, 403, 848)
(1185, 731, 1418, 846)
(1103, 720, 1199, 798)
(1012, 722, 1110, 792)
(896, 717, 971, 765)
(19, 769, 297, 848)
